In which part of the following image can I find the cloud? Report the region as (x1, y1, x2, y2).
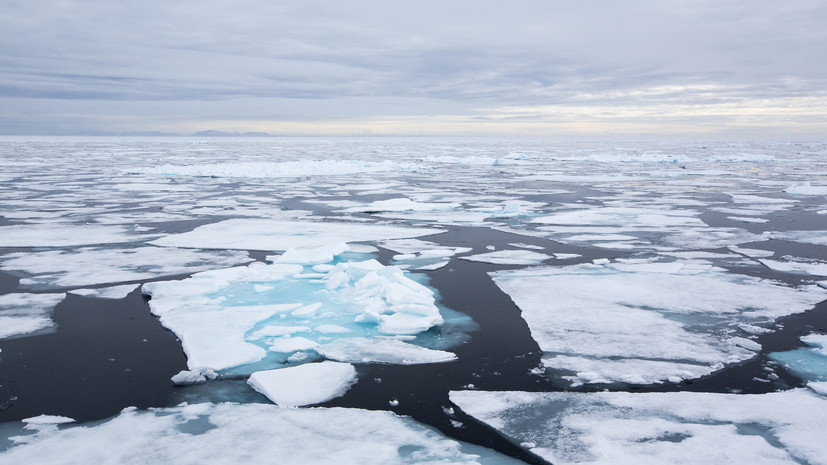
(1, 0, 825, 136)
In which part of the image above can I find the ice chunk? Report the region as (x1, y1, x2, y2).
(785, 182, 827, 196)
(768, 231, 827, 247)
(0, 402, 490, 464)
(315, 338, 457, 364)
(269, 336, 319, 353)
(490, 260, 826, 384)
(21, 415, 75, 425)
(68, 284, 139, 299)
(247, 362, 357, 407)
(809, 382, 827, 396)
(0, 293, 65, 339)
(150, 218, 444, 251)
(450, 389, 827, 465)
(381, 238, 471, 270)
(268, 243, 349, 265)
(171, 367, 219, 385)
(759, 257, 827, 276)
(459, 250, 551, 265)
(1, 247, 250, 288)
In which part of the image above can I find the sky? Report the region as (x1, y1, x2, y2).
(1, 0, 826, 137)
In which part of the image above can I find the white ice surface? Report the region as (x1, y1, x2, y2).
(785, 182, 827, 196)
(759, 257, 827, 276)
(450, 389, 827, 465)
(21, 415, 75, 425)
(1, 403, 490, 464)
(459, 250, 552, 265)
(142, 257, 448, 371)
(171, 367, 218, 385)
(491, 260, 826, 385)
(0, 293, 65, 338)
(0, 224, 151, 247)
(150, 219, 444, 251)
(133, 159, 419, 178)
(68, 285, 139, 300)
(315, 337, 457, 364)
(768, 231, 827, 247)
(1, 247, 251, 288)
(247, 361, 357, 407)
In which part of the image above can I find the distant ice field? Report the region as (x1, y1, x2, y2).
(1, 137, 826, 463)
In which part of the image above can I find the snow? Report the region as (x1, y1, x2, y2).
(490, 260, 826, 385)
(768, 231, 827, 247)
(315, 337, 457, 364)
(1, 403, 491, 464)
(0, 293, 65, 339)
(459, 250, 552, 265)
(1, 247, 250, 288)
(247, 361, 357, 407)
(450, 389, 827, 465)
(142, 258, 450, 372)
(150, 218, 444, 251)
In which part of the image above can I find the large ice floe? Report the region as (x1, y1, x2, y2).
(0, 402, 498, 464)
(142, 244, 457, 373)
(450, 388, 827, 465)
(150, 218, 443, 251)
(0, 246, 251, 288)
(770, 333, 827, 394)
(490, 259, 826, 385)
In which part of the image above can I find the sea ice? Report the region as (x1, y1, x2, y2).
(459, 250, 552, 265)
(68, 285, 140, 300)
(769, 333, 827, 382)
(0, 224, 150, 247)
(490, 260, 826, 385)
(768, 231, 827, 247)
(450, 389, 827, 465)
(1, 247, 250, 288)
(150, 218, 444, 251)
(142, 257, 451, 372)
(247, 361, 357, 407)
(759, 257, 827, 276)
(1, 403, 490, 464)
(171, 367, 219, 385)
(315, 337, 457, 364)
(21, 415, 75, 425)
(133, 159, 419, 178)
(785, 182, 827, 196)
(0, 293, 65, 339)
(341, 197, 460, 213)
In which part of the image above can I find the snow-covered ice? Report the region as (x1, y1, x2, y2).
(0, 293, 65, 339)
(142, 257, 453, 372)
(0, 224, 152, 247)
(1, 403, 494, 464)
(247, 361, 357, 407)
(490, 260, 826, 385)
(67, 285, 140, 299)
(315, 337, 457, 365)
(150, 218, 443, 251)
(450, 389, 827, 465)
(459, 250, 551, 265)
(1, 247, 251, 288)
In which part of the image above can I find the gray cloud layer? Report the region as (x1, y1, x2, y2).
(1, 0, 825, 136)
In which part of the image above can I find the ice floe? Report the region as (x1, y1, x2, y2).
(1, 247, 250, 288)
(315, 338, 457, 365)
(450, 388, 827, 465)
(68, 284, 140, 299)
(1, 403, 492, 464)
(247, 361, 357, 407)
(142, 256, 452, 372)
(132, 159, 419, 178)
(490, 260, 826, 385)
(459, 250, 551, 266)
(785, 182, 827, 196)
(0, 224, 151, 247)
(150, 218, 444, 251)
(0, 293, 65, 339)
(769, 333, 827, 384)
(768, 230, 827, 247)
(171, 367, 219, 385)
(759, 257, 827, 276)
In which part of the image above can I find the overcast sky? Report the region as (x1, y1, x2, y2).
(1, 0, 825, 137)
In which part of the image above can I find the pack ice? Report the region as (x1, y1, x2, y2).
(491, 259, 826, 385)
(771, 333, 827, 394)
(0, 402, 495, 465)
(142, 244, 456, 373)
(450, 389, 827, 465)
